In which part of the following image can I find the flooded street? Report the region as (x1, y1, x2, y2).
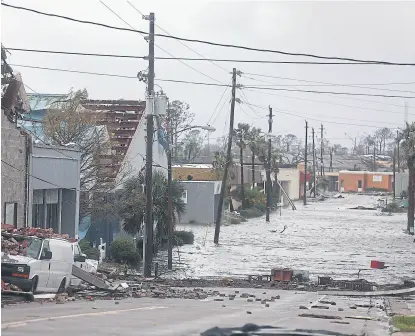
(166, 194, 414, 284)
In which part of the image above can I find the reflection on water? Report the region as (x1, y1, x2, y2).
(157, 195, 415, 284)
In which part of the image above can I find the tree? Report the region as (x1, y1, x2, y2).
(166, 100, 194, 160)
(282, 134, 298, 153)
(401, 122, 415, 234)
(118, 170, 186, 243)
(246, 127, 263, 188)
(42, 89, 127, 222)
(182, 129, 204, 162)
(234, 123, 250, 209)
(375, 127, 393, 155)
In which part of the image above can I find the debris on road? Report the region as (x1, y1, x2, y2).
(299, 313, 342, 320)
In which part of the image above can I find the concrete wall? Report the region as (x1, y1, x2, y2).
(395, 172, 409, 196)
(260, 167, 300, 201)
(179, 181, 216, 224)
(1, 112, 27, 227)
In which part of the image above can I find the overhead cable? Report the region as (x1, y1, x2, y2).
(3, 2, 415, 66)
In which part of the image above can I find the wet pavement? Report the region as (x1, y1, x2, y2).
(161, 194, 414, 284)
(1, 288, 391, 336)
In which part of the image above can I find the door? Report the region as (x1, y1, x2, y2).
(37, 240, 51, 291)
(340, 180, 345, 192)
(358, 180, 363, 192)
(71, 244, 84, 286)
(48, 240, 72, 291)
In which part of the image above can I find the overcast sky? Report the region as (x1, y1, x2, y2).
(2, 0, 415, 147)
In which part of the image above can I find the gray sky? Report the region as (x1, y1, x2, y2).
(2, 0, 415, 147)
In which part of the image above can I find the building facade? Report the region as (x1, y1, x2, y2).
(178, 181, 222, 224)
(1, 112, 29, 227)
(338, 171, 393, 193)
(27, 143, 81, 238)
(395, 172, 409, 197)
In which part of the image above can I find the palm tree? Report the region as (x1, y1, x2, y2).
(246, 127, 262, 188)
(234, 123, 250, 209)
(118, 170, 186, 244)
(401, 122, 415, 233)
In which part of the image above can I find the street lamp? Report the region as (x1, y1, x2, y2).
(167, 124, 216, 270)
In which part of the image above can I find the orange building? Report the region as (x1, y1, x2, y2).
(338, 171, 393, 193)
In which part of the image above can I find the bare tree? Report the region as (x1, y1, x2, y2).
(43, 89, 129, 221)
(166, 100, 195, 160)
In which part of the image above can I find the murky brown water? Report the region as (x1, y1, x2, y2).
(158, 195, 415, 284)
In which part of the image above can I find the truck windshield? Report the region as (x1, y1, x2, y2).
(25, 237, 43, 259)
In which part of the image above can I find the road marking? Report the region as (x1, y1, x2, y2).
(2, 306, 166, 329)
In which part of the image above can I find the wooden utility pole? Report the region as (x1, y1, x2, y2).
(167, 102, 173, 270)
(397, 130, 401, 172)
(320, 124, 324, 177)
(214, 68, 237, 244)
(373, 142, 376, 172)
(144, 12, 155, 278)
(312, 128, 316, 197)
(393, 147, 396, 199)
(303, 121, 308, 205)
(266, 106, 273, 222)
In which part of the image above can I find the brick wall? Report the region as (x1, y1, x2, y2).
(1, 112, 27, 227)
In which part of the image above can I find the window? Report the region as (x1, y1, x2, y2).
(181, 190, 188, 204)
(358, 180, 362, 189)
(4, 202, 17, 227)
(40, 240, 50, 259)
(46, 204, 58, 231)
(32, 204, 44, 228)
(73, 244, 81, 257)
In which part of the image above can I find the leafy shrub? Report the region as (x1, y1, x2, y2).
(79, 239, 100, 261)
(173, 230, 194, 246)
(230, 217, 241, 224)
(253, 203, 266, 212)
(110, 238, 141, 265)
(382, 202, 404, 213)
(240, 207, 264, 218)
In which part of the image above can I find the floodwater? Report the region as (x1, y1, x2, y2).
(160, 194, 415, 284)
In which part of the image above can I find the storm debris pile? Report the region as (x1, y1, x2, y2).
(1, 227, 74, 255)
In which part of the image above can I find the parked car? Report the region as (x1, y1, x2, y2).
(1, 237, 73, 293)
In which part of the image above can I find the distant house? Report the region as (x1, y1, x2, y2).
(339, 171, 393, 193)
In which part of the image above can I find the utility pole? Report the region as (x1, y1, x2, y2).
(167, 101, 173, 270)
(312, 128, 316, 198)
(320, 124, 324, 177)
(397, 130, 401, 172)
(214, 68, 237, 244)
(373, 142, 376, 172)
(266, 106, 273, 222)
(303, 121, 308, 205)
(144, 12, 155, 277)
(393, 147, 396, 199)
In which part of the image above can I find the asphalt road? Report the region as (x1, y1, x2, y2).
(1, 288, 391, 336)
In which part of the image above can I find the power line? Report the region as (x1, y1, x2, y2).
(125, 1, 229, 74)
(243, 101, 402, 126)
(98, 1, 225, 84)
(8, 48, 402, 65)
(3, 2, 415, 66)
(242, 73, 415, 95)
(10, 63, 415, 100)
(207, 80, 231, 125)
(243, 86, 415, 99)
(243, 87, 415, 116)
(244, 102, 402, 129)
